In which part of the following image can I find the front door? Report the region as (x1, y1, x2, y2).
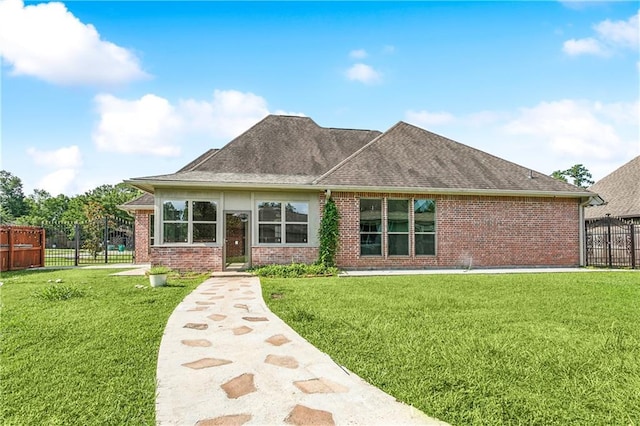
(224, 211, 250, 270)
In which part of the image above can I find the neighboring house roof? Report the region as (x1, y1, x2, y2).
(119, 192, 154, 212)
(126, 114, 596, 199)
(584, 156, 640, 219)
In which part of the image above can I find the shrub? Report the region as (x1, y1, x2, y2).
(250, 263, 339, 278)
(146, 266, 172, 275)
(318, 197, 339, 267)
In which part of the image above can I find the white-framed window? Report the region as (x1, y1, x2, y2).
(388, 199, 409, 256)
(162, 200, 217, 244)
(257, 201, 309, 244)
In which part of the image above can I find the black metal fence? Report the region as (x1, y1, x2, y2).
(585, 215, 639, 269)
(42, 216, 134, 267)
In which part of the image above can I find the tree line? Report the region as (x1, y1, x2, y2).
(0, 170, 141, 225)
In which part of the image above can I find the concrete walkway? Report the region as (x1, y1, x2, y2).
(156, 275, 446, 426)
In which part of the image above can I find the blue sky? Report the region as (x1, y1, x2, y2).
(1, 0, 638, 196)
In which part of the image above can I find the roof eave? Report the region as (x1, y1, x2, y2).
(125, 179, 595, 198)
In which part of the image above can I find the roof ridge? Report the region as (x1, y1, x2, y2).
(313, 121, 403, 185)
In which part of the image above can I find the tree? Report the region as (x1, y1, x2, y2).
(550, 164, 594, 188)
(83, 183, 141, 220)
(83, 201, 108, 260)
(20, 190, 71, 225)
(0, 170, 28, 219)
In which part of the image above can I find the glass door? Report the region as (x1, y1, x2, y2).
(224, 212, 250, 270)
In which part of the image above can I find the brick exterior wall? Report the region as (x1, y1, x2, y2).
(151, 246, 223, 272)
(135, 191, 582, 271)
(251, 246, 318, 266)
(134, 210, 152, 264)
(331, 192, 581, 269)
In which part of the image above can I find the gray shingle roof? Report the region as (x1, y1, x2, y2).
(120, 192, 154, 209)
(126, 115, 595, 197)
(316, 121, 589, 193)
(191, 115, 381, 177)
(585, 156, 640, 219)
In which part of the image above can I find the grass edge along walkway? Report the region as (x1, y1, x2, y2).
(262, 272, 640, 426)
(0, 268, 207, 426)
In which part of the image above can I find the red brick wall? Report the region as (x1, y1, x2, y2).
(252, 246, 318, 266)
(332, 192, 581, 269)
(151, 246, 223, 272)
(134, 210, 152, 264)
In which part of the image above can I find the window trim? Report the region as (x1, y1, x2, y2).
(256, 200, 309, 245)
(160, 199, 218, 245)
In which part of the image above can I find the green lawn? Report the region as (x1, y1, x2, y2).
(0, 268, 206, 426)
(262, 272, 640, 425)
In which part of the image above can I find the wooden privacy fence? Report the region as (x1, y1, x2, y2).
(0, 226, 45, 272)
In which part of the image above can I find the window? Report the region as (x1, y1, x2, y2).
(162, 200, 217, 244)
(149, 214, 155, 251)
(414, 199, 436, 255)
(258, 201, 308, 244)
(359, 198, 436, 257)
(360, 199, 382, 255)
(388, 199, 409, 256)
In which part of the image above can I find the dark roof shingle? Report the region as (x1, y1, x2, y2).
(317, 121, 588, 193)
(585, 156, 640, 219)
(191, 115, 381, 177)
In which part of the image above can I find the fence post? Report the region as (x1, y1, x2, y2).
(606, 215, 613, 268)
(104, 216, 109, 264)
(631, 223, 636, 269)
(74, 223, 80, 266)
(7, 226, 13, 271)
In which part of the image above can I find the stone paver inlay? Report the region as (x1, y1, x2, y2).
(242, 316, 268, 322)
(182, 358, 232, 370)
(183, 323, 208, 330)
(265, 334, 291, 346)
(285, 404, 335, 426)
(221, 373, 257, 399)
(232, 326, 253, 335)
(207, 313, 227, 321)
(265, 354, 299, 369)
(293, 378, 349, 394)
(195, 414, 252, 426)
(181, 339, 212, 347)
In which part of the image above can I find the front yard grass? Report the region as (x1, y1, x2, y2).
(262, 272, 640, 425)
(0, 268, 207, 425)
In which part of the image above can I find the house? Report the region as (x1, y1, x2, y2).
(584, 155, 640, 222)
(122, 115, 601, 272)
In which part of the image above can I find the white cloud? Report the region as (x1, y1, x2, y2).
(404, 99, 638, 181)
(26, 145, 82, 168)
(93, 94, 184, 157)
(595, 11, 639, 48)
(0, 0, 147, 85)
(405, 110, 455, 126)
(34, 168, 79, 196)
(503, 100, 624, 159)
(563, 10, 639, 57)
(92, 89, 305, 156)
(345, 63, 382, 84)
(563, 38, 606, 56)
(349, 49, 368, 59)
(25, 145, 83, 195)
